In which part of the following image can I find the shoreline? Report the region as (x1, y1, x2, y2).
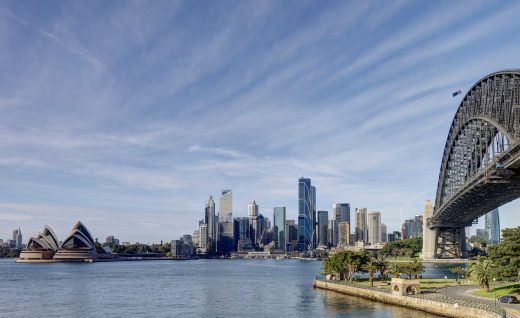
(313, 279, 504, 318)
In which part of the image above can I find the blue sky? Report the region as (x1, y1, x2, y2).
(1, 1, 520, 243)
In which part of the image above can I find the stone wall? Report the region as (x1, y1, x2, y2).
(313, 280, 503, 318)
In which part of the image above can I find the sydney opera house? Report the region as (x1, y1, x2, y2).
(18, 221, 98, 263)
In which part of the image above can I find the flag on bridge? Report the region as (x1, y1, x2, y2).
(452, 90, 462, 97)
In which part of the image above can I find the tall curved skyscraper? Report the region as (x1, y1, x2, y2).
(485, 208, 500, 245)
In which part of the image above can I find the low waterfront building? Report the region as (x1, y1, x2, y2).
(171, 239, 192, 258)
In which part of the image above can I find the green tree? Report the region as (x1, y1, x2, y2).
(363, 257, 378, 286)
(487, 227, 520, 281)
(388, 263, 401, 278)
(375, 256, 389, 281)
(399, 260, 424, 279)
(450, 266, 466, 283)
(467, 256, 494, 291)
(381, 238, 422, 258)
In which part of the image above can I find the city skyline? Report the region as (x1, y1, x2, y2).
(2, 1, 520, 242)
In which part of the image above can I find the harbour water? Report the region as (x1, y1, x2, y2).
(0, 259, 456, 317)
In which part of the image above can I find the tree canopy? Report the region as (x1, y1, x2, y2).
(380, 237, 422, 258)
(487, 227, 520, 281)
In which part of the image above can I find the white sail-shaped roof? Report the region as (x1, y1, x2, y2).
(60, 221, 95, 250)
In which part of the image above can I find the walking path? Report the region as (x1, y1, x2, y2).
(436, 285, 520, 317)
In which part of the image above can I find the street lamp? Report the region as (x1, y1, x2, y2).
(461, 275, 464, 284)
(493, 278, 497, 308)
(445, 275, 448, 298)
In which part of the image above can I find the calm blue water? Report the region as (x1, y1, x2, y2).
(0, 259, 454, 317)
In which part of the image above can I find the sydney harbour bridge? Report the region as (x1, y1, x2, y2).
(424, 70, 520, 259)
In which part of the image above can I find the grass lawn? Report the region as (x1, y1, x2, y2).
(388, 256, 420, 262)
(347, 278, 467, 290)
(472, 283, 520, 299)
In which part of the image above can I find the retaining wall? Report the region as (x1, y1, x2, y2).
(313, 280, 503, 318)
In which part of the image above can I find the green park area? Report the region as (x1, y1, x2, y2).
(472, 283, 520, 299)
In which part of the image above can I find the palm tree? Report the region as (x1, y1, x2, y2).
(467, 256, 494, 291)
(388, 263, 401, 279)
(375, 256, 389, 281)
(363, 258, 378, 286)
(411, 259, 424, 279)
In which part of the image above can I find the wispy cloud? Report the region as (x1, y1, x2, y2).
(1, 1, 519, 241)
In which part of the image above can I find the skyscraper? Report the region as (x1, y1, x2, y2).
(328, 219, 336, 247)
(205, 196, 216, 253)
(285, 220, 298, 252)
(317, 210, 328, 247)
(381, 223, 387, 243)
(355, 208, 367, 242)
(367, 211, 381, 244)
(216, 190, 233, 253)
(332, 203, 350, 246)
(199, 223, 208, 251)
(248, 200, 260, 245)
(298, 177, 314, 252)
(311, 185, 316, 249)
(412, 215, 423, 238)
(485, 208, 500, 245)
(337, 222, 350, 247)
(248, 200, 258, 218)
(219, 190, 233, 222)
(14, 228, 22, 249)
(273, 207, 286, 251)
(217, 221, 234, 253)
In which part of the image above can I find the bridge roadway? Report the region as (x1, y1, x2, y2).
(429, 141, 520, 228)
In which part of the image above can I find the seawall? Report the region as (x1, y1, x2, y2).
(313, 280, 503, 318)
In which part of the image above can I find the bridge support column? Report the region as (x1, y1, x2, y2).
(422, 200, 436, 260)
(434, 227, 465, 259)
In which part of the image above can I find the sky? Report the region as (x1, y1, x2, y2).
(1, 0, 520, 243)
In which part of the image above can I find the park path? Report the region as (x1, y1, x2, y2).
(435, 285, 520, 318)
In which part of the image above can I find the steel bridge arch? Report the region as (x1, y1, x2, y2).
(434, 69, 520, 212)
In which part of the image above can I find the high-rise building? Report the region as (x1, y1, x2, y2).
(192, 229, 200, 249)
(311, 185, 316, 249)
(199, 223, 208, 250)
(355, 208, 367, 242)
(367, 211, 381, 244)
(248, 200, 259, 245)
(412, 215, 423, 238)
(219, 190, 233, 222)
(248, 200, 259, 218)
(476, 229, 490, 243)
(217, 221, 234, 253)
(332, 203, 350, 247)
(381, 223, 387, 243)
(205, 196, 216, 253)
(298, 177, 315, 252)
(485, 208, 500, 245)
(273, 207, 286, 251)
(234, 217, 250, 251)
(285, 220, 298, 252)
(14, 228, 22, 249)
(328, 219, 336, 247)
(317, 211, 328, 247)
(337, 222, 350, 247)
(401, 219, 414, 239)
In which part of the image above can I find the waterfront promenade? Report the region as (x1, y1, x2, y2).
(313, 279, 507, 318)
